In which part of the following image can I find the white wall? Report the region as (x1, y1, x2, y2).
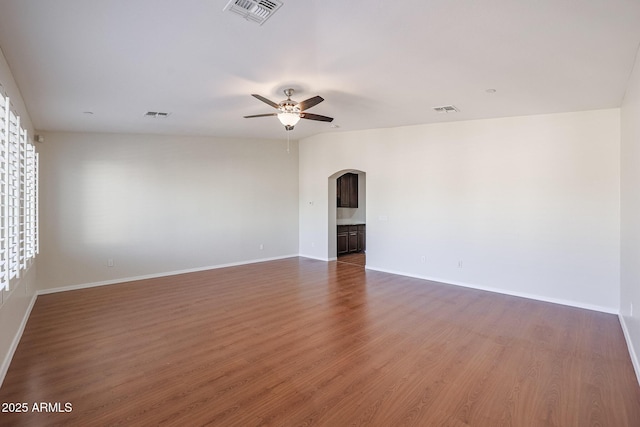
(300, 110, 620, 312)
(0, 47, 38, 386)
(620, 43, 640, 381)
(37, 132, 299, 290)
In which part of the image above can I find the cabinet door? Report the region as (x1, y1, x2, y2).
(337, 173, 358, 208)
(336, 175, 345, 207)
(337, 232, 349, 254)
(348, 230, 359, 253)
(348, 173, 358, 208)
(337, 225, 349, 255)
(357, 225, 366, 252)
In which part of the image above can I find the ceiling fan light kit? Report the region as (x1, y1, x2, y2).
(244, 88, 333, 131)
(277, 112, 301, 127)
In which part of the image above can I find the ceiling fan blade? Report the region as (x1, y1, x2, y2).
(298, 96, 324, 111)
(251, 94, 279, 109)
(243, 113, 278, 118)
(300, 112, 334, 122)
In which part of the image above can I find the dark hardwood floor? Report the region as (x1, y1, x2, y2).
(337, 251, 366, 267)
(1, 257, 639, 426)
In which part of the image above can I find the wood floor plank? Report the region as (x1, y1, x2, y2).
(1, 257, 639, 426)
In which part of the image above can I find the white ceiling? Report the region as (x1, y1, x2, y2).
(0, 0, 639, 141)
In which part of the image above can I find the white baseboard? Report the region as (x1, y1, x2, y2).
(364, 265, 618, 315)
(298, 254, 332, 262)
(619, 314, 640, 386)
(38, 254, 299, 295)
(0, 293, 37, 388)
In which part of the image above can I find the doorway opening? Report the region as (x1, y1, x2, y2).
(328, 170, 366, 266)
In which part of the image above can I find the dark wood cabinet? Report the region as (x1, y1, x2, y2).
(337, 227, 349, 254)
(337, 173, 358, 208)
(348, 228, 358, 252)
(357, 224, 366, 252)
(337, 224, 365, 255)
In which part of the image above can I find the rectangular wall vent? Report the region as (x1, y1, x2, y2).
(432, 105, 459, 113)
(144, 112, 171, 118)
(223, 0, 283, 25)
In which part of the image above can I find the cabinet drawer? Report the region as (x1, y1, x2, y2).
(337, 225, 349, 234)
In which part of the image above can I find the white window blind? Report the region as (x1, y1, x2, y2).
(0, 89, 39, 292)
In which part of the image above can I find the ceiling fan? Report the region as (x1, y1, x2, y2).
(244, 88, 334, 131)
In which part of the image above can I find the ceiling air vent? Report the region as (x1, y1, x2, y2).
(223, 0, 283, 25)
(144, 112, 171, 118)
(432, 105, 459, 113)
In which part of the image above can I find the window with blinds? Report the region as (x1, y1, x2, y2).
(0, 88, 39, 292)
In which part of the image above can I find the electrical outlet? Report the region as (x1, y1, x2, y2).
(107, 258, 114, 268)
(458, 260, 463, 268)
(420, 256, 426, 263)
(259, 244, 264, 250)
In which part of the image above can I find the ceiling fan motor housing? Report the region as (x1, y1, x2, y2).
(279, 100, 300, 114)
(280, 89, 300, 113)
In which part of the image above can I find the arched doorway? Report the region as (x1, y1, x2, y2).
(328, 170, 366, 265)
